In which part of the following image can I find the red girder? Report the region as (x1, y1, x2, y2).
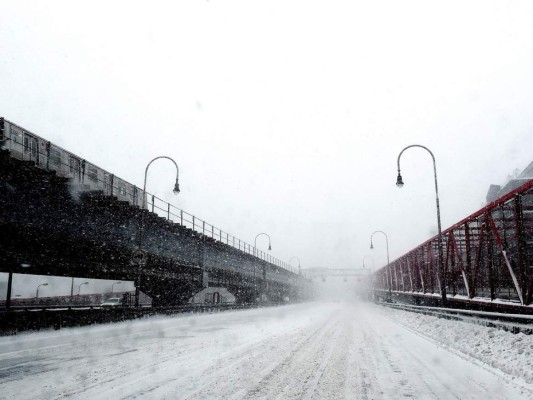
(374, 178, 533, 305)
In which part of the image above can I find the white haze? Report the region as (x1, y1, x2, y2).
(1, 0, 532, 281)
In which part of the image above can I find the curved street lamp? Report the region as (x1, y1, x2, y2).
(78, 281, 89, 295)
(254, 233, 272, 255)
(136, 156, 180, 307)
(141, 156, 180, 211)
(254, 233, 272, 302)
(396, 144, 446, 305)
(111, 281, 122, 293)
(289, 256, 301, 274)
(35, 283, 48, 298)
(370, 230, 392, 299)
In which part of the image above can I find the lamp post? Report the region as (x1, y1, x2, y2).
(35, 283, 48, 298)
(78, 281, 89, 295)
(289, 256, 301, 274)
(254, 233, 272, 302)
(136, 156, 180, 307)
(363, 255, 376, 299)
(363, 255, 374, 272)
(396, 144, 447, 306)
(111, 281, 122, 293)
(370, 231, 391, 299)
(254, 233, 272, 255)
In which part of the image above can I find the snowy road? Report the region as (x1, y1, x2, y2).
(0, 302, 531, 399)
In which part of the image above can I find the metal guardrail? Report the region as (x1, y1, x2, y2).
(1, 118, 298, 274)
(1, 303, 244, 312)
(379, 301, 533, 335)
(0, 302, 278, 335)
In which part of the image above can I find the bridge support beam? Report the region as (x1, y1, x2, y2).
(5, 270, 13, 310)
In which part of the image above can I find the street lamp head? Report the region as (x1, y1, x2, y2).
(42, 283, 48, 286)
(396, 173, 404, 188)
(268, 244, 272, 251)
(173, 180, 180, 194)
(370, 242, 374, 250)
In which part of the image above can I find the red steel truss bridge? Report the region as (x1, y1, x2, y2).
(373, 178, 533, 313)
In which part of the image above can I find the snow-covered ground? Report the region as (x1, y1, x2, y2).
(0, 301, 532, 399)
(376, 305, 533, 387)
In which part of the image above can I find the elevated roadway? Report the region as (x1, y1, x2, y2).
(0, 118, 310, 306)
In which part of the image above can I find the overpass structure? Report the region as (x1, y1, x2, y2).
(303, 267, 370, 282)
(0, 118, 311, 307)
(373, 177, 533, 311)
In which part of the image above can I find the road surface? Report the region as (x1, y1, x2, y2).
(0, 302, 531, 399)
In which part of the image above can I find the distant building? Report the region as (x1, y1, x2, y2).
(486, 161, 533, 203)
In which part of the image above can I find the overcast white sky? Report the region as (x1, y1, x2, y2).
(1, 0, 533, 293)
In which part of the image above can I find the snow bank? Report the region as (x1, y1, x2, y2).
(378, 305, 533, 385)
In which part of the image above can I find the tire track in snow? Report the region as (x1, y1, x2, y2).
(302, 319, 349, 400)
(359, 303, 532, 399)
(78, 305, 339, 399)
(180, 322, 330, 400)
(350, 331, 381, 399)
(238, 311, 342, 400)
(300, 321, 342, 400)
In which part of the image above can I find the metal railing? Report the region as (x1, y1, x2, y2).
(378, 302, 533, 335)
(1, 118, 298, 274)
(374, 177, 533, 305)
